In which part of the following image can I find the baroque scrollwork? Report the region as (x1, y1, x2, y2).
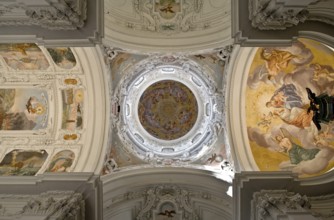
(252, 190, 312, 220)
(115, 56, 223, 163)
(0, 191, 84, 219)
(0, 0, 87, 30)
(217, 45, 234, 66)
(133, 0, 204, 34)
(137, 185, 199, 220)
(249, 0, 310, 30)
(103, 46, 123, 65)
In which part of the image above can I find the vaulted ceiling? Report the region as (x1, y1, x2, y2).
(0, 0, 334, 219)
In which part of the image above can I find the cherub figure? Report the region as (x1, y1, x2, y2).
(257, 112, 273, 131)
(311, 63, 334, 83)
(261, 48, 297, 79)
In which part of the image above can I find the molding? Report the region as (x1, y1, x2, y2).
(0, 191, 85, 219)
(136, 185, 199, 220)
(0, 173, 102, 220)
(104, 0, 232, 53)
(102, 167, 232, 220)
(234, 172, 334, 220)
(298, 31, 334, 48)
(227, 46, 259, 172)
(0, 0, 103, 46)
(0, 0, 87, 30)
(232, 0, 334, 46)
(71, 47, 109, 174)
(248, 0, 313, 30)
(251, 190, 313, 220)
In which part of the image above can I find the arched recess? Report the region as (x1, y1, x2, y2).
(103, 0, 232, 53)
(228, 38, 334, 179)
(0, 45, 110, 175)
(102, 167, 232, 220)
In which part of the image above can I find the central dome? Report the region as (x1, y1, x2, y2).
(138, 80, 198, 140)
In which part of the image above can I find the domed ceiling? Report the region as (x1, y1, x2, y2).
(103, 50, 231, 174)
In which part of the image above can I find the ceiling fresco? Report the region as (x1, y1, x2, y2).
(47, 48, 77, 69)
(246, 38, 334, 177)
(0, 43, 107, 176)
(103, 50, 230, 174)
(0, 88, 48, 130)
(0, 150, 48, 176)
(46, 150, 75, 172)
(138, 80, 198, 140)
(0, 43, 49, 70)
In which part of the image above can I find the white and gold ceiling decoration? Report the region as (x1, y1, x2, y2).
(0, 43, 108, 176)
(104, 0, 232, 52)
(1, 39, 333, 181)
(102, 50, 231, 174)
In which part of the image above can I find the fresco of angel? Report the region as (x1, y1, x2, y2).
(246, 38, 334, 177)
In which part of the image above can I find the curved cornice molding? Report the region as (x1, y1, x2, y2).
(227, 46, 259, 172)
(102, 167, 232, 220)
(298, 31, 334, 48)
(104, 0, 232, 53)
(71, 47, 110, 174)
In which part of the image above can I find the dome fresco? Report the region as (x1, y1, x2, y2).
(138, 80, 198, 140)
(106, 52, 228, 172)
(245, 38, 334, 178)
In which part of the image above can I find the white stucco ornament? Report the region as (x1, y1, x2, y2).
(115, 56, 223, 163)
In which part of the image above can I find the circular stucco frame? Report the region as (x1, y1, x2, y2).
(117, 57, 222, 162)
